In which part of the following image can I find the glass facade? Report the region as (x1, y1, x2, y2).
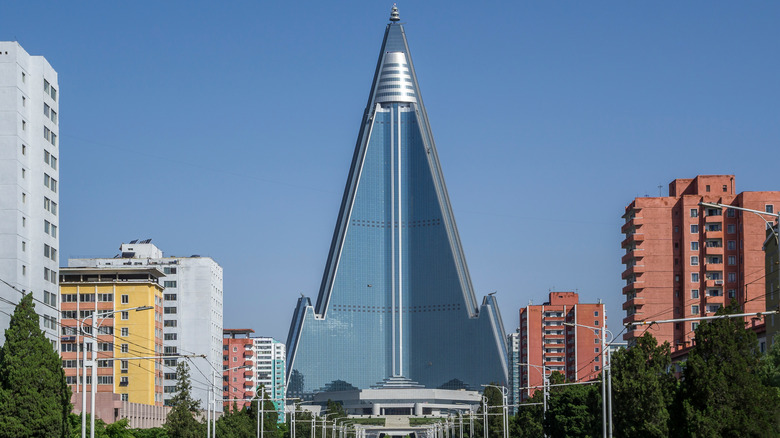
(286, 19, 508, 399)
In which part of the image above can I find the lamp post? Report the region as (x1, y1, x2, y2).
(481, 384, 508, 438)
(564, 321, 613, 438)
(517, 363, 550, 415)
(211, 364, 252, 438)
(78, 305, 153, 438)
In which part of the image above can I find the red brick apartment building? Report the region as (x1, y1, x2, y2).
(518, 292, 605, 400)
(223, 329, 256, 409)
(621, 175, 780, 346)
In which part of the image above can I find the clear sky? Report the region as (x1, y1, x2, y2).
(2, 2, 779, 343)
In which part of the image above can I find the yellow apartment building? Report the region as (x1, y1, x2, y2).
(60, 267, 164, 407)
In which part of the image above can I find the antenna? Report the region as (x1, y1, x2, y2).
(658, 185, 663, 196)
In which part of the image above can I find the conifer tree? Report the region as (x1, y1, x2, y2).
(677, 304, 780, 437)
(611, 332, 676, 437)
(164, 361, 204, 438)
(0, 293, 71, 437)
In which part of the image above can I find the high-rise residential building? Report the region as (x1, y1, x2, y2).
(507, 331, 521, 413)
(622, 175, 780, 346)
(223, 329, 256, 409)
(285, 6, 508, 399)
(69, 240, 224, 411)
(515, 292, 605, 402)
(0, 42, 60, 346)
(59, 267, 164, 407)
(223, 329, 286, 419)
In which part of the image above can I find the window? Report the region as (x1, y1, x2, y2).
(50, 87, 57, 101)
(61, 294, 77, 303)
(164, 359, 177, 367)
(706, 223, 721, 232)
(728, 289, 736, 298)
(690, 225, 699, 233)
(79, 293, 95, 302)
(691, 256, 699, 266)
(44, 79, 50, 94)
(121, 344, 129, 353)
(767, 205, 775, 214)
(722, 185, 727, 192)
(98, 293, 113, 302)
(727, 208, 735, 217)
(163, 281, 177, 288)
(691, 289, 699, 299)
(691, 305, 699, 315)
(164, 307, 177, 314)
(233, 357, 237, 362)
(728, 272, 736, 283)
(121, 360, 129, 373)
(595, 347, 600, 353)
(594, 311, 599, 317)
(164, 333, 177, 341)
(44, 290, 56, 307)
(121, 295, 129, 304)
(119, 377, 129, 387)
(121, 394, 129, 401)
(163, 320, 177, 327)
(164, 346, 177, 354)
(164, 294, 177, 301)
(727, 224, 736, 234)
(97, 343, 113, 352)
(674, 226, 679, 233)
(121, 327, 129, 337)
(691, 273, 700, 282)
(121, 311, 129, 320)
(727, 240, 736, 250)
(690, 209, 698, 217)
(707, 304, 721, 313)
(706, 185, 711, 192)
(97, 359, 113, 368)
(728, 255, 736, 265)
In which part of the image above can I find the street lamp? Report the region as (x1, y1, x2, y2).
(210, 364, 252, 438)
(78, 305, 153, 438)
(481, 384, 508, 438)
(564, 321, 613, 438)
(517, 363, 550, 415)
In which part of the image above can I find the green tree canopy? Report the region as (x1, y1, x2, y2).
(543, 372, 600, 438)
(509, 390, 543, 438)
(611, 332, 676, 437)
(164, 361, 204, 438)
(677, 304, 780, 437)
(0, 293, 71, 437)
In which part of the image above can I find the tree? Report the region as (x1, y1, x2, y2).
(251, 388, 281, 438)
(543, 372, 600, 438)
(677, 304, 780, 437)
(216, 402, 254, 438)
(509, 391, 543, 438)
(0, 293, 72, 437)
(611, 332, 676, 437)
(474, 385, 504, 438)
(164, 361, 204, 438)
(757, 338, 780, 398)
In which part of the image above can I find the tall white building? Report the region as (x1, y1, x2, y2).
(254, 337, 286, 415)
(69, 240, 224, 411)
(0, 42, 60, 346)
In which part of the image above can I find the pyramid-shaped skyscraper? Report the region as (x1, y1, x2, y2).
(286, 6, 508, 398)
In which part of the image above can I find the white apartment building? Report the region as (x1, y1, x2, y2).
(69, 240, 224, 411)
(254, 337, 286, 416)
(0, 42, 60, 346)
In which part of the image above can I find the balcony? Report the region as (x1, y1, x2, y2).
(244, 370, 253, 378)
(623, 313, 644, 326)
(704, 279, 724, 288)
(705, 229, 723, 239)
(620, 216, 644, 234)
(622, 282, 645, 294)
(704, 245, 724, 256)
(243, 351, 253, 358)
(621, 265, 645, 279)
(622, 296, 645, 310)
(703, 258, 723, 266)
(621, 249, 644, 265)
(621, 233, 645, 248)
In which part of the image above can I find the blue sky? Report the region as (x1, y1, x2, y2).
(2, 2, 779, 343)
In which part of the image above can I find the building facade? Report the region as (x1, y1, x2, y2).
(0, 41, 60, 346)
(285, 6, 508, 399)
(59, 267, 164, 407)
(223, 329, 286, 419)
(765, 226, 779, 348)
(516, 292, 605, 402)
(622, 175, 780, 346)
(69, 240, 224, 411)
